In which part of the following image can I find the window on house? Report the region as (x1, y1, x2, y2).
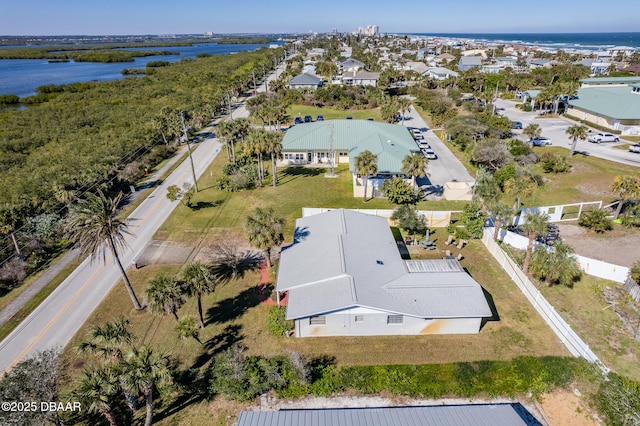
(309, 316, 326, 325)
(295, 153, 304, 161)
(387, 315, 403, 324)
(354, 315, 364, 323)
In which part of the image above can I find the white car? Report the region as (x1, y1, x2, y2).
(629, 143, 640, 153)
(418, 141, 430, 149)
(422, 148, 437, 159)
(588, 132, 619, 143)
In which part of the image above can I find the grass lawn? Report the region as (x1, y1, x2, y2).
(155, 155, 466, 244)
(286, 104, 382, 123)
(540, 275, 640, 381)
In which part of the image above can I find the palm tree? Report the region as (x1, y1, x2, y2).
(243, 129, 267, 185)
(145, 274, 185, 321)
(264, 131, 283, 187)
(176, 316, 202, 344)
(354, 150, 378, 201)
(523, 123, 541, 148)
(401, 153, 428, 191)
(489, 201, 514, 241)
(565, 124, 589, 156)
(521, 211, 550, 275)
(120, 345, 172, 426)
(0, 204, 23, 258)
(473, 168, 500, 212)
(244, 207, 285, 269)
(503, 168, 538, 212)
(77, 317, 134, 361)
(65, 190, 142, 310)
(612, 175, 640, 219)
(180, 261, 214, 328)
(73, 366, 121, 426)
(397, 97, 412, 125)
(76, 317, 138, 413)
(530, 242, 581, 287)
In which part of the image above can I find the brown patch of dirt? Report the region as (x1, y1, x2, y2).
(557, 224, 640, 267)
(539, 389, 600, 426)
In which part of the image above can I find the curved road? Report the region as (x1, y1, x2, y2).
(0, 61, 286, 374)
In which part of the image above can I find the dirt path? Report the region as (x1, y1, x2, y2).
(557, 224, 640, 268)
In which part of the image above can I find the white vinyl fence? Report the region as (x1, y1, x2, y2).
(302, 208, 454, 227)
(482, 230, 608, 372)
(494, 228, 629, 283)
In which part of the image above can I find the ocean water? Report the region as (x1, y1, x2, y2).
(408, 32, 640, 52)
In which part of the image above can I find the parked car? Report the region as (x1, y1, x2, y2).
(346, 116, 353, 120)
(294, 116, 302, 125)
(422, 148, 437, 159)
(629, 143, 640, 153)
(588, 132, 619, 143)
(510, 121, 523, 129)
(304, 115, 312, 123)
(412, 129, 424, 140)
(316, 115, 324, 121)
(418, 141, 430, 149)
(530, 137, 552, 146)
(367, 118, 374, 121)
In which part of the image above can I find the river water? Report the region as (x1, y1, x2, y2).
(0, 42, 279, 98)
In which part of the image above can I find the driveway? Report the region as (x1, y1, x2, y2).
(495, 99, 640, 168)
(403, 105, 474, 199)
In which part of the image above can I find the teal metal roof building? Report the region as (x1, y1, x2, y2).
(566, 77, 640, 133)
(280, 119, 419, 175)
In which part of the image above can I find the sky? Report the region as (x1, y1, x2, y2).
(1, 0, 639, 36)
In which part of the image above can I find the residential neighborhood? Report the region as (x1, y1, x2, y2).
(1, 27, 640, 426)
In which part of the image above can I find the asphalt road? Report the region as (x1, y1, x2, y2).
(0, 62, 285, 374)
(495, 99, 640, 168)
(402, 105, 474, 197)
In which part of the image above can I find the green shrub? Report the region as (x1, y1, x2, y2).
(540, 152, 571, 174)
(578, 208, 613, 233)
(620, 203, 640, 228)
(595, 372, 640, 426)
(267, 306, 294, 336)
(630, 261, 640, 283)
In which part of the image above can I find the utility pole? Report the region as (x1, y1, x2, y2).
(252, 69, 257, 95)
(262, 65, 268, 93)
(180, 111, 199, 192)
(226, 92, 233, 119)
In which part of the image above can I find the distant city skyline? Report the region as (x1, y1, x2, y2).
(1, 0, 639, 36)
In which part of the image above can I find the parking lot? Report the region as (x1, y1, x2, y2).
(495, 99, 640, 167)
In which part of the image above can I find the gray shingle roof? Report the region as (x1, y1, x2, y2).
(237, 404, 532, 426)
(289, 73, 323, 86)
(280, 120, 419, 174)
(459, 56, 482, 66)
(276, 209, 492, 320)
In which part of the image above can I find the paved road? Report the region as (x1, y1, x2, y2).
(496, 99, 640, 168)
(0, 61, 286, 374)
(402, 105, 474, 197)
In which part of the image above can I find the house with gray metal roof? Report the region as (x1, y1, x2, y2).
(237, 404, 535, 426)
(275, 209, 492, 337)
(566, 77, 640, 135)
(338, 57, 365, 73)
(458, 56, 482, 71)
(289, 73, 323, 89)
(342, 70, 380, 87)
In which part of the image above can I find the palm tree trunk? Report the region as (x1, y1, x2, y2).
(493, 218, 503, 241)
(271, 153, 277, 187)
(569, 138, 577, 156)
(103, 408, 119, 426)
(144, 387, 154, 426)
(265, 248, 272, 268)
(231, 141, 236, 163)
(523, 234, 535, 274)
(197, 294, 204, 328)
(10, 232, 22, 257)
(121, 377, 138, 413)
(363, 176, 368, 201)
(614, 198, 625, 219)
(108, 237, 142, 310)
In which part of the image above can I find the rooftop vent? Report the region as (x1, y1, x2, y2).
(376, 260, 384, 265)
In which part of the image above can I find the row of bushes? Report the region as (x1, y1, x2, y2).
(207, 346, 587, 402)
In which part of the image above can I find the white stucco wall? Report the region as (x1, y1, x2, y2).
(295, 307, 482, 337)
